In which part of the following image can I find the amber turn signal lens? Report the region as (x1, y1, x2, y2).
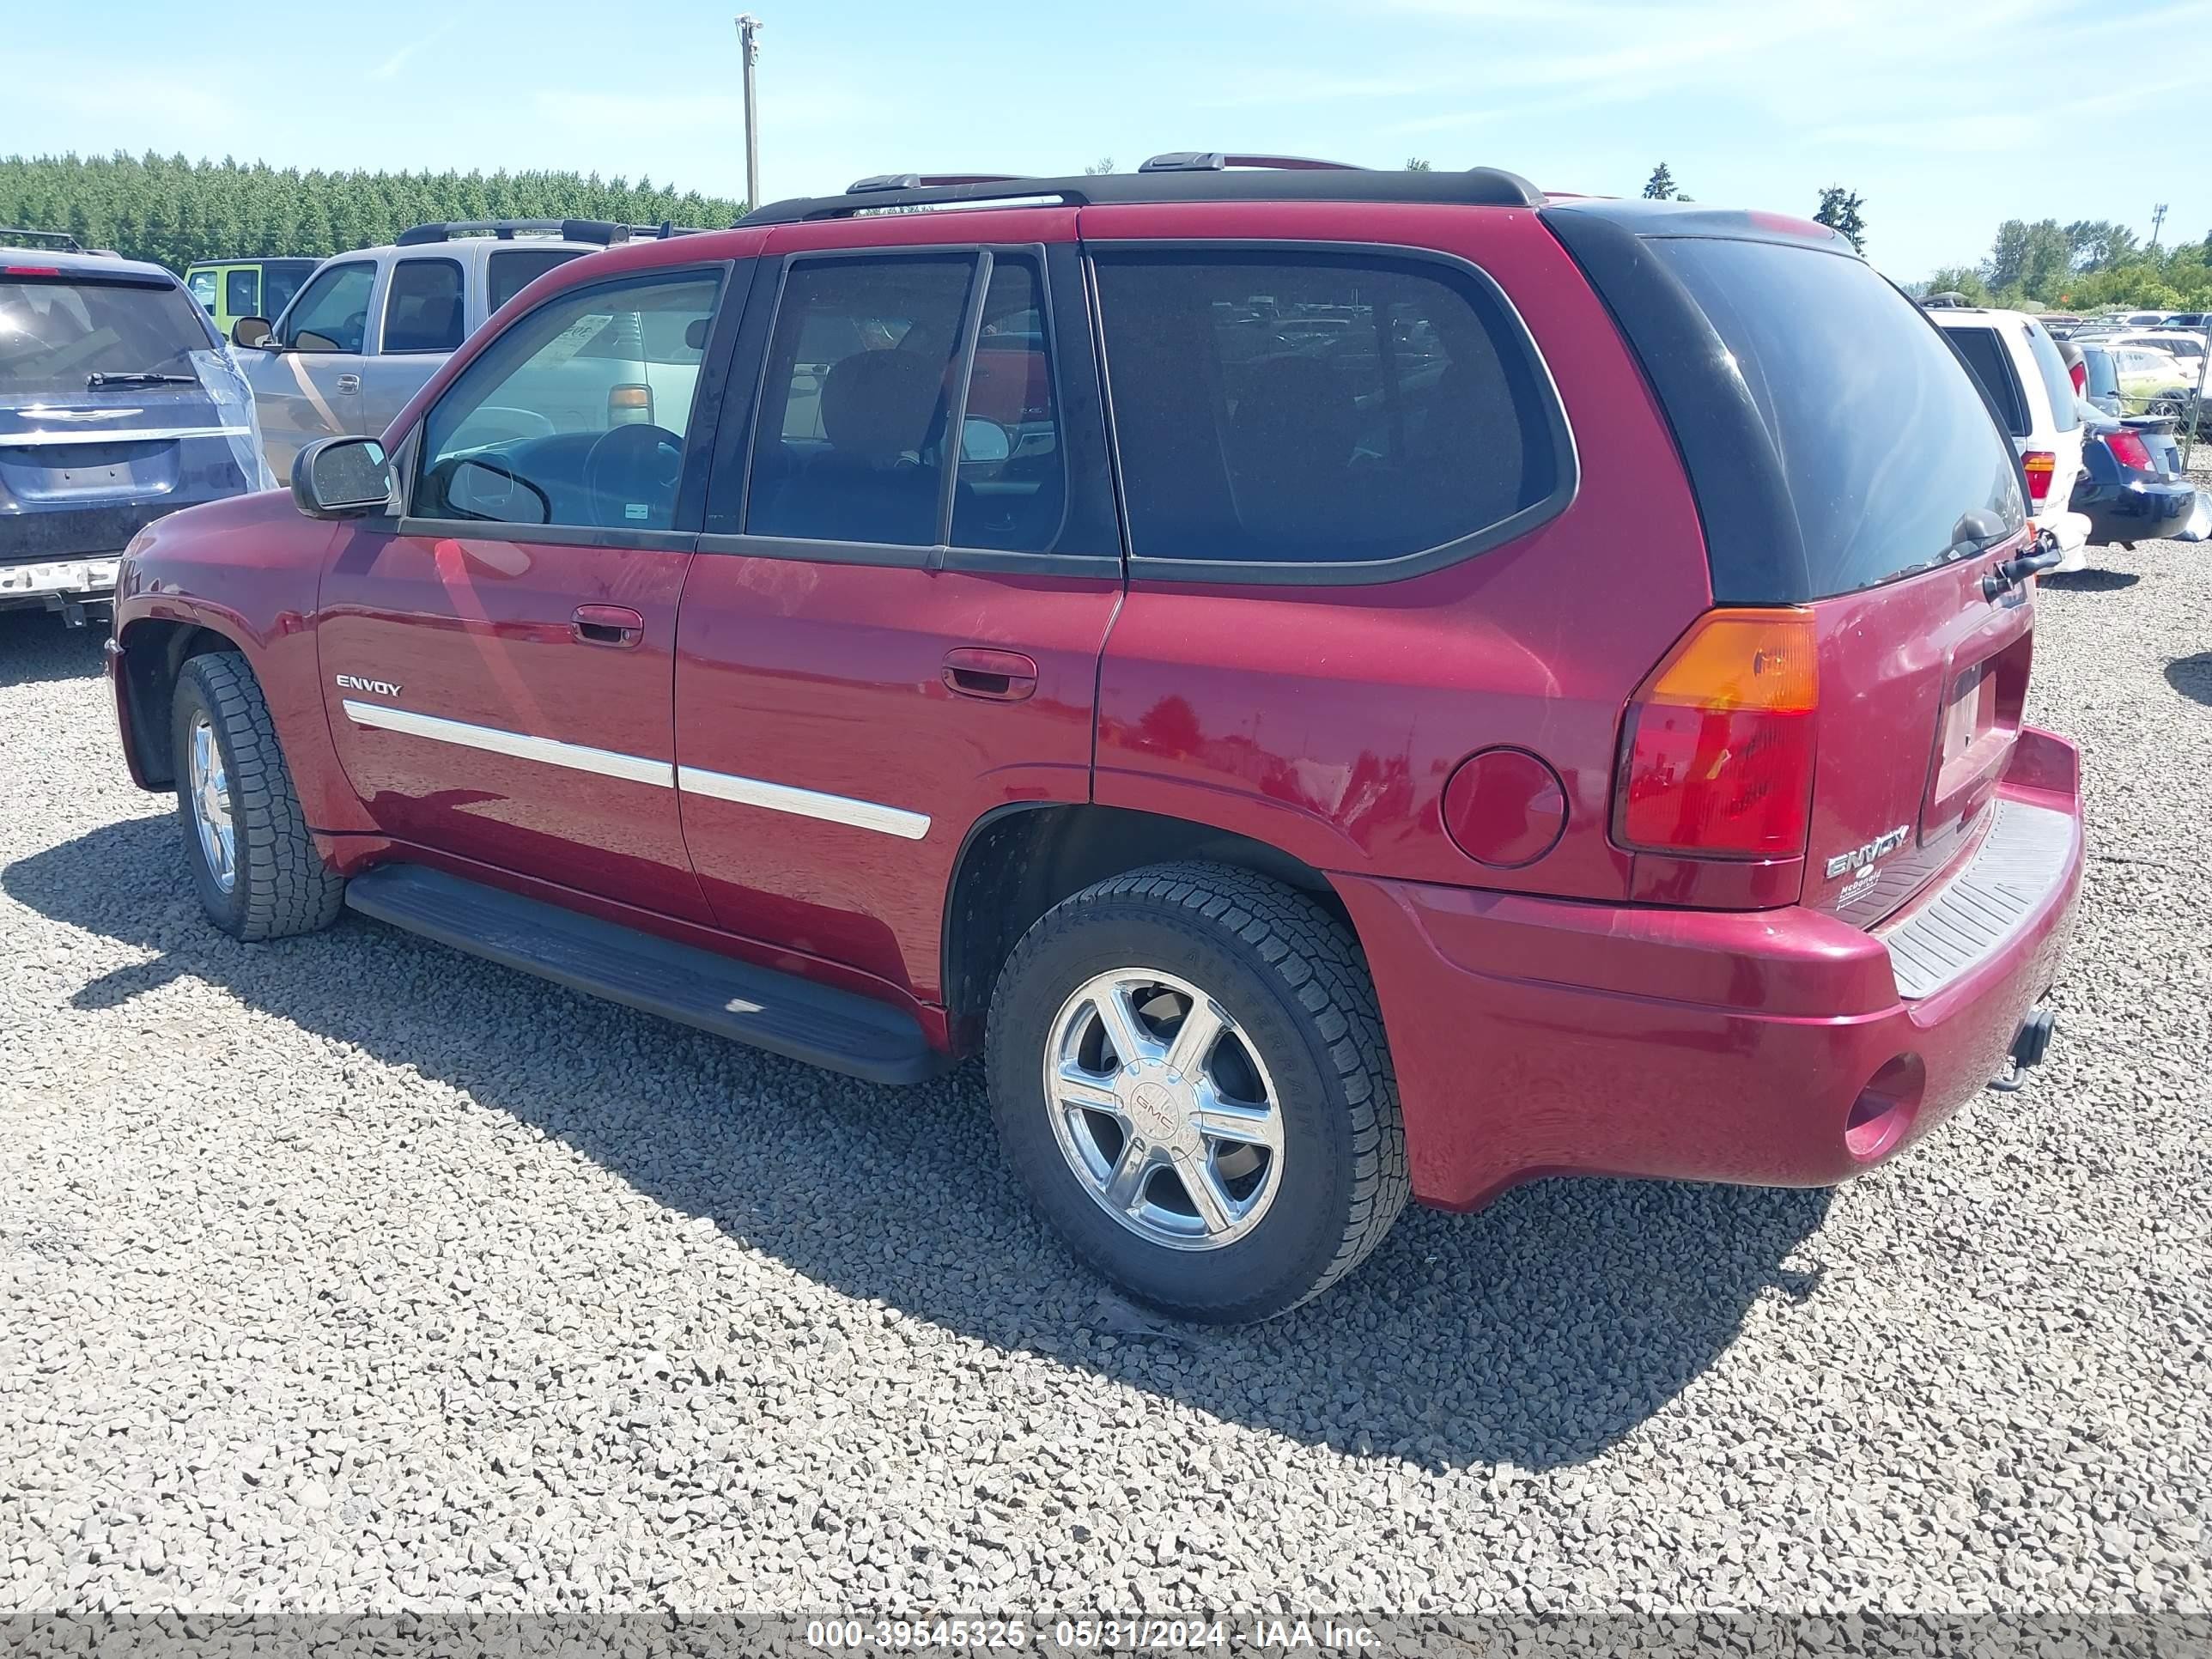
(1614, 608, 1820, 860)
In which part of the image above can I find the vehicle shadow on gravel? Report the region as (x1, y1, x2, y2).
(0, 614, 107, 688)
(2166, 651, 2212, 707)
(7, 816, 1834, 1473)
(2040, 569, 2141, 593)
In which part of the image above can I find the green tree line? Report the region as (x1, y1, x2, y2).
(1923, 217, 2212, 310)
(0, 152, 745, 273)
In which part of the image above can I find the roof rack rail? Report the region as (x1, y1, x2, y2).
(739, 161, 1544, 227)
(393, 218, 704, 247)
(0, 228, 86, 253)
(848, 172, 1027, 194)
(1138, 152, 1358, 173)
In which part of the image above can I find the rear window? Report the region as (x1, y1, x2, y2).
(0, 277, 210, 393)
(1092, 247, 1564, 574)
(2020, 319, 2080, 431)
(489, 248, 586, 313)
(1648, 239, 2025, 599)
(1947, 325, 2028, 437)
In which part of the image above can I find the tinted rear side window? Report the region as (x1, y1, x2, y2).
(489, 248, 585, 313)
(1947, 325, 2028, 437)
(1648, 239, 2024, 599)
(383, 258, 465, 353)
(1092, 248, 1564, 574)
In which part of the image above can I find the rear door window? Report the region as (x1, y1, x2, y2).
(382, 258, 465, 353)
(224, 269, 258, 320)
(744, 253, 976, 548)
(489, 248, 586, 313)
(1945, 326, 2027, 437)
(1091, 247, 1564, 574)
(0, 276, 211, 392)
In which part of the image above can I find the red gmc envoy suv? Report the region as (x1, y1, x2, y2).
(106, 158, 2084, 1322)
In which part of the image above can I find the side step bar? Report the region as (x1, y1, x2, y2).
(344, 865, 941, 1085)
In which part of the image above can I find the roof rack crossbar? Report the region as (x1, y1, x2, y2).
(0, 228, 85, 252)
(393, 218, 704, 248)
(848, 172, 1028, 194)
(739, 163, 1543, 227)
(1138, 152, 1360, 173)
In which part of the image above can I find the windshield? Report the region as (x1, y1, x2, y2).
(0, 277, 211, 393)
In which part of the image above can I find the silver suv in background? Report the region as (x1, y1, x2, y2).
(230, 220, 698, 479)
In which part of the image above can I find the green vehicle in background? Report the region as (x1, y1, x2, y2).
(183, 258, 319, 341)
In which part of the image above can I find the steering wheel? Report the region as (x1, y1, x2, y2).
(582, 422, 684, 530)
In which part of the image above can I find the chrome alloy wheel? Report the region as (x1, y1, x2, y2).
(187, 711, 237, 894)
(1042, 968, 1285, 1251)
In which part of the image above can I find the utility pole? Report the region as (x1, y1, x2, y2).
(736, 14, 762, 212)
(2150, 202, 2168, 253)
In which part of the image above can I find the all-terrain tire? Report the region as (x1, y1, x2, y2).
(986, 861, 1408, 1322)
(171, 651, 345, 941)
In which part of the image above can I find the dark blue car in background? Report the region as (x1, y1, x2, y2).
(1, 235, 267, 626)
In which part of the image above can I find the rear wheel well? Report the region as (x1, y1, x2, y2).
(118, 619, 242, 787)
(941, 803, 1353, 1051)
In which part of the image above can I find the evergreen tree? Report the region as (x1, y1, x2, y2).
(0, 152, 746, 271)
(1814, 185, 1868, 252)
(1642, 162, 1678, 200)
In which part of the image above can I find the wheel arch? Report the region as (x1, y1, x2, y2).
(939, 801, 1356, 1051)
(113, 616, 252, 789)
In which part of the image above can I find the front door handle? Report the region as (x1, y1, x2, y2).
(573, 604, 646, 648)
(942, 647, 1037, 702)
(334, 373, 362, 394)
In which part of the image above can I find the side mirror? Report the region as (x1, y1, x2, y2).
(959, 416, 1013, 465)
(231, 316, 272, 349)
(440, 456, 551, 525)
(291, 436, 393, 520)
(1951, 507, 2006, 550)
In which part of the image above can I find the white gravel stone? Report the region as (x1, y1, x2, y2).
(0, 539, 2206, 1620)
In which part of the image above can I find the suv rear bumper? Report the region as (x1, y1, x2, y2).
(1334, 726, 2084, 1211)
(0, 554, 121, 611)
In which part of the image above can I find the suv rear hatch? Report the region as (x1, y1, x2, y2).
(1545, 206, 2034, 927)
(0, 265, 258, 568)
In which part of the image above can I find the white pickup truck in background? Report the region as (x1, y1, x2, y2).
(230, 219, 697, 480)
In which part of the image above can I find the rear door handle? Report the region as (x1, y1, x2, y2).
(573, 604, 646, 647)
(334, 373, 362, 394)
(942, 647, 1037, 702)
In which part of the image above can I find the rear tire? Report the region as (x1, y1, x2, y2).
(986, 862, 1407, 1322)
(170, 652, 344, 941)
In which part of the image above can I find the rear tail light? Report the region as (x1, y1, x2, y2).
(2105, 428, 2154, 470)
(609, 384, 653, 425)
(2021, 450, 2057, 503)
(3, 264, 63, 276)
(2069, 360, 2087, 395)
(1613, 608, 1819, 860)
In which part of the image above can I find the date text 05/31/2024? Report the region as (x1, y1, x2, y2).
(805, 1618, 1381, 1651)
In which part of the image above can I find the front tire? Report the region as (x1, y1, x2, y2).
(987, 862, 1407, 1322)
(171, 652, 344, 941)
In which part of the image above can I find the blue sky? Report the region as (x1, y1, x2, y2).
(8, 0, 2209, 282)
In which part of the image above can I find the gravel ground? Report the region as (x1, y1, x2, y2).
(1, 541, 2208, 1626)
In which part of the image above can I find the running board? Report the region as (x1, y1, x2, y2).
(343, 865, 940, 1085)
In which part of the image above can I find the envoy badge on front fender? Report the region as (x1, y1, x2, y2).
(335, 674, 403, 698)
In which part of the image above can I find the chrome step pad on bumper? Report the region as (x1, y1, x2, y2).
(1876, 799, 2077, 1001)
